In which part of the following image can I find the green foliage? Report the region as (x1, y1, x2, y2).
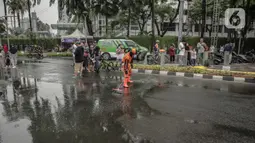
(18, 51, 73, 57)
(133, 64, 255, 78)
(2, 36, 255, 52)
(189, 0, 229, 24)
(1, 38, 61, 50)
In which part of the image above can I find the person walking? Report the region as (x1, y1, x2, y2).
(9, 45, 18, 68)
(93, 44, 101, 71)
(72, 42, 77, 66)
(168, 44, 175, 63)
(197, 38, 206, 65)
(3, 44, 8, 54)
(178, 42, 185, 66)
(185, 43, 192, 66)
(191, 48, 197, 66)
(88, 43, 95, 72)
(83, 46, 90, 72)
(154, 40, 160, 60)
(74, 42, 84, 77)
(223, 40, 233, 65)
(0, 47, 5, 69)
(116, 44, 124, 70)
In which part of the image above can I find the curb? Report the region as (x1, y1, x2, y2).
(132, 69, 255, 83)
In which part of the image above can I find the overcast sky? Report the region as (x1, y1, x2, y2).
(0, 0, 58, 25)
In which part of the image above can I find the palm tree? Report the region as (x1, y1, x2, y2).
(6, 0, 27, 29)
(7, 0, 17, 28)
(3, 0, 8, 21)
(26, 0, 41, 35)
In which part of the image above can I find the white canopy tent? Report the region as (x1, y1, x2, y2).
(61, 29, 93, 39)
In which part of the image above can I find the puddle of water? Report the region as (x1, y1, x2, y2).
(0, 69, 159, 143)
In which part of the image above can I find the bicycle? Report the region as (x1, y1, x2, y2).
(147, 53, 170, 65)
(95, 56, 114, 72)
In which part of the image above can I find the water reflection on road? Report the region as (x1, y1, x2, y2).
(0, 68, 159, 143)
(0, 58, 255, 143)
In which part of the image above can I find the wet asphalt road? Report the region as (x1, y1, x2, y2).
(0, 58, 254, 143)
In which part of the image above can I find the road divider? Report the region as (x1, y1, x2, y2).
(132, 64, 255, 83)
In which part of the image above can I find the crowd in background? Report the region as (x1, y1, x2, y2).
(72, 41, 101, 77)
(164, 38, 234, 66)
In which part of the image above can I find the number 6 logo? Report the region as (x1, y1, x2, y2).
(225, 8, 245, 29)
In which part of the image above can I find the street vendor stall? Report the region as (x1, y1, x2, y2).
(61, 29, 94, 49)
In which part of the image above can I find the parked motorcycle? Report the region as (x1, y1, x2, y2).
(232, 52, 249, 63)
(245, 49, 255, 63)
(213, 52, 224, 65)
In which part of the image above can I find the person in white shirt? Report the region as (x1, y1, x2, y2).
(116, 44, 124, 70)
(72, 42, 77, 66)
(178, 42, 185, 65)
(196, 38, 206, 65)
(0, 47, 5, 68)
(191, 48, 197, 66)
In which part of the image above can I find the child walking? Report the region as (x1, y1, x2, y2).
(0, 47, 5, 68)
(191, 48, 197, 66)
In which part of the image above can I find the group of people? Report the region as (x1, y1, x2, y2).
(71, 41, 101, 77)
(0, 44, 18, 69)
(71, 40, 136, 88)
(156, 38, 208, 66)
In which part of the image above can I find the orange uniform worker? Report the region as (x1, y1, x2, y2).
(122, 48, 136, 88)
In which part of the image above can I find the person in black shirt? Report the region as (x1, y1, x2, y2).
(93, 45, 101, 71)
(74, 42, 84, 77)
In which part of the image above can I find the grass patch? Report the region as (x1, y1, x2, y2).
(18, 51, 73, 57)
(133, 64, 255, 78)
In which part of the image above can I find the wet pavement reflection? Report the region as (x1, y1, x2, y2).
(0, 58, 254, 143)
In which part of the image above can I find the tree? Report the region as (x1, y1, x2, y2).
(0, 18, 6, 34)
(154, 2, 176, 36)
(3, 0, 8, 21)
(36, 18, 50, 31)
(154, 0, 180, 37)
(7, 0, 17, 28)
(230, 0, 255, 52)
(189, 0, 229, 37)
(132, 0, 152, 35)
(94, 0, 121, 37)
(50, 0, 95, 35)
(26, 0, 41, 35)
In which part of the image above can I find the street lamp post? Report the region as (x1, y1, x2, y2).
(177, 0, 185, 45)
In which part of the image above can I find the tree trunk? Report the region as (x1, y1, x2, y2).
(27, 0, 32, 37)
(17, 12, 21, 28)
(201, 0, 206, 38)
(86, 15, 94, 36)
(13, 12, 16, 28)
(127, 7, 131, 37)
(154, 20, 161, 36)
(3, 0, 7, 21)
(105, 16, 108, 37)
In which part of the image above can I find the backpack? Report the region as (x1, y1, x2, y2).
(10, 46, 17, 54)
